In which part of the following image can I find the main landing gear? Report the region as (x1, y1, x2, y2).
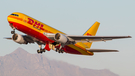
(37, 49, 45, 54)
(55, 45, 64, 53)
(37, 45, 46, 54)
(55, 48, 64, 53)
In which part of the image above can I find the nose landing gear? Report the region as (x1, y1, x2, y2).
(11, 28, 15, 34)
(11, 30, 15, 34)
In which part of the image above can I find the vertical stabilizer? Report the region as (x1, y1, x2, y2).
(83, 21, 100, 48)
(83, 21, 100, 36)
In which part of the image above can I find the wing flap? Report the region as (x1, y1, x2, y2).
(75, 38, 112, 43)
(86, 49, 118, 52)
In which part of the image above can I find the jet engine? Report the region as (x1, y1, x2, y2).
(54, 33, 69, 44)
(12, 34, 27, 44)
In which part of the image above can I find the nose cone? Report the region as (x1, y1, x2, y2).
(7, 15, 10, 22)
(7, 15, 13, 23)
(7, 15, 14, 29)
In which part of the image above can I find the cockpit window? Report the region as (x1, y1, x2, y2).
(11, 14, 19, 17)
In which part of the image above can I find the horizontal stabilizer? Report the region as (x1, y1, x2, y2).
(86, 49, 118, 52)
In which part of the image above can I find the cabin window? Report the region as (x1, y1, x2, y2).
(11, 14, 19, 17)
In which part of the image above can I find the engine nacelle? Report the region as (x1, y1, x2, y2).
(12, 34, 27, 44)
(54, 33, 68, 44)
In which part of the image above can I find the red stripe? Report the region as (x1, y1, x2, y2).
(64, 46, 82, 55)
(9, 21, 54, 43)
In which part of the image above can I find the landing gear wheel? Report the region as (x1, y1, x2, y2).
(55, 49, 58, 52)
(37, 49, 46, 54)
(37, 50, 42, 54)
(61, 50, 64, 53)
(43, 49, 45, 52)
(40, 49, 45, 52)
(58, 50, 60, 53)
(37, 50, 40, 53)
(58, 50, 64, 53)
(11, 31, 15, 34)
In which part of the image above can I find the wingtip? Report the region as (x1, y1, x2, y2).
(115, 50, 119, 52)
(128, 36, 132, 38)
(108, 50, 119, 52)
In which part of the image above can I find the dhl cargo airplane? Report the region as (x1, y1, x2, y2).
(5, 12, 131, 56)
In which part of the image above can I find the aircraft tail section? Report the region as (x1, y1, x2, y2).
(83, 21, 100, 36)
(83, 21, 100, 48)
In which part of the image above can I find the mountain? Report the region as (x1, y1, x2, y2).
(0, 48, 119, 76)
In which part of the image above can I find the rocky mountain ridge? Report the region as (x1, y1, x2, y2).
(0, 48, 119, 76)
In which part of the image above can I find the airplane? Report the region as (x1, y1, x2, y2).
(5, 12, 131, 56)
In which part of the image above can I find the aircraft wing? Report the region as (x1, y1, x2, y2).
(4, 37, 12, 40)
(4, 35, 35, 44)
(67, 35, 131, 42)
(67, 35, 131, 40)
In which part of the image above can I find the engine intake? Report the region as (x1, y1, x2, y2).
(54, 33, 68, 44)
(12, 34, 27, 44)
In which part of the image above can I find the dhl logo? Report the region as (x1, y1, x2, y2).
(86, 33, 92, 36)
(27, 18, 52, 33)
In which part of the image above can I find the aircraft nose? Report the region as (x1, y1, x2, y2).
(7, 15, 12, 22)
(7, 15, 10, 22)
(7, 15, 14, 29)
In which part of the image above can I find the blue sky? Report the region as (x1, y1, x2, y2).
(0, 0, 135, 76)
